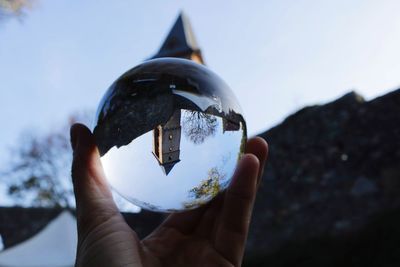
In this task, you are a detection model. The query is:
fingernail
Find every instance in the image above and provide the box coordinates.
[70,125,79,151]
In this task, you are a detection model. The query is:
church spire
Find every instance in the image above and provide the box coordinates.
[151,11,204,64]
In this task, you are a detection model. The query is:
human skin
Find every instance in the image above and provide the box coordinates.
[70,123,268,267]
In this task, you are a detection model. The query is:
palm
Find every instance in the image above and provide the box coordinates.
[142,196,240,266]
[70,124,268,267]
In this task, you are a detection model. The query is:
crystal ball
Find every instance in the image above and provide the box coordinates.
[93,58,246,212]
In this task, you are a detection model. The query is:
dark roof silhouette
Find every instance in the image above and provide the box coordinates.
[0,207,163,249]
[152,11,201,59]
[160,161,179,175]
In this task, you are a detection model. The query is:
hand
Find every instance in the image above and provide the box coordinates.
[70,123,268,267]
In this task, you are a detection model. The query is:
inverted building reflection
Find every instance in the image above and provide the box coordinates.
[152,109,182,175]
[151,108,241,175]
[93,59,245,176]
[95,104,241,176]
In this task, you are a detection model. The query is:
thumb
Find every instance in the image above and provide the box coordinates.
[70,123,119,238]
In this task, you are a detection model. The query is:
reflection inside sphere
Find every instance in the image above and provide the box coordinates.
[93,58,246,212]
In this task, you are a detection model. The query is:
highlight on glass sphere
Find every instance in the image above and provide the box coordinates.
[93,58,247,212]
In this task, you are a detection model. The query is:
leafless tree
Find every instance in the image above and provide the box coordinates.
[182,110,218,145]
[1,112,90,207]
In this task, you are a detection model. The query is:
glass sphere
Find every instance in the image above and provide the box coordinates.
[93,58,246,212]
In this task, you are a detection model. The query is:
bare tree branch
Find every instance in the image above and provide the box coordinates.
[0,111,91,207]
[182,110,218,145]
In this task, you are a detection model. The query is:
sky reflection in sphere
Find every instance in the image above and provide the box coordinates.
[93,58,246,212]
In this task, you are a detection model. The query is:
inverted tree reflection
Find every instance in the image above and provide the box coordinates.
[183,167,227,209]
[182,110,218,145]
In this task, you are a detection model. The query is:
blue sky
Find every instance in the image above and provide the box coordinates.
[1,0,400,204]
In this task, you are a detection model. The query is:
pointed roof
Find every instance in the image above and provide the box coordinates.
[160,160,180,175]
[152,11,201,59]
